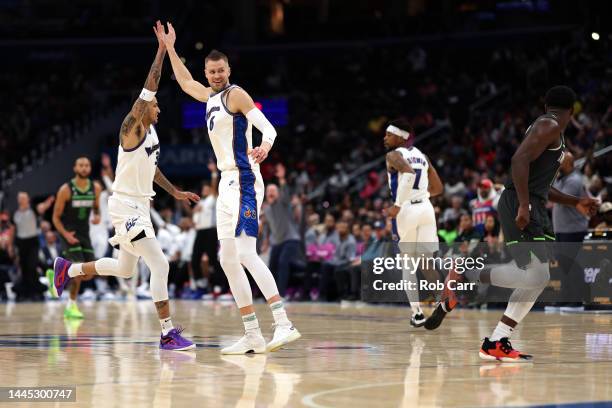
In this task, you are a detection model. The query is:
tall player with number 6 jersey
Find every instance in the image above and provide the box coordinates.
[160,22,300,354]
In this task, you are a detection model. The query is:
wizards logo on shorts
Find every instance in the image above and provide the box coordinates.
[243,208,257,220]
[126,217,139,232]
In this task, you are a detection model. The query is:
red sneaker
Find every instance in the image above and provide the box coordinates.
[441,267,462,311]
[479,337,533,362]
[423,268,461,331]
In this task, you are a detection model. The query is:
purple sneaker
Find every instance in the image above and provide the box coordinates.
[52,257,72,298]
[160,327,196,351]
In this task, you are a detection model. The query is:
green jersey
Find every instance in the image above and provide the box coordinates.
[61,178,95,237]
[506,113,565,201]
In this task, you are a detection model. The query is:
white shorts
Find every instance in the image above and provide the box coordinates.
[216,169,264,240]
[396,199,439,254]
[108,194,156,256]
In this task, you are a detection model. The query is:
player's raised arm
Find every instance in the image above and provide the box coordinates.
[226,87,277,164]
[161,22,211,102]
[120,20,166,148]
[510,118,559,229]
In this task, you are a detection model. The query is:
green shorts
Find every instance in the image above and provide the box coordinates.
[498,189,555,268]
[60,233,95,263]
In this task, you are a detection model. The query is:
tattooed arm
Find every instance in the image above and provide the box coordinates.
[154,168,200,203]
[386,151,414,173]
[120,21,167,150]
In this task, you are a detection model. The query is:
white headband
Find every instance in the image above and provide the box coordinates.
[386,125,410,140]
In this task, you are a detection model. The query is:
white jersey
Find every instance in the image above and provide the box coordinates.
[112,125,160,198]
[206,84,264,239]
[388,146,430,204]
[193,195,216,230]
[205,84,259,173]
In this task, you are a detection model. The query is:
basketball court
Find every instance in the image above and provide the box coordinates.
[1,301,610,407]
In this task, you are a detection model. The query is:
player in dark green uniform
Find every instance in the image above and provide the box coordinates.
[51,157,102,319]
[425,86,599,361]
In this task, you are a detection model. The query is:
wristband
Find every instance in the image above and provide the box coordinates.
[139,88,156,102]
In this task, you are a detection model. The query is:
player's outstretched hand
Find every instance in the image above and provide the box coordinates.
[91,214,101,225]
[174,190,200,203]
[153,20,165,49]
[249,146,269,164]
[160,21,177,48]
[576,197,599,217]
[515,204,530,230]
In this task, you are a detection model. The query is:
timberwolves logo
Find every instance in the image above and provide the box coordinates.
[243,208,257,220]
[125,217,139,232]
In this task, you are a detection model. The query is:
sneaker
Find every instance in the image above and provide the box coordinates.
[64,303,84,319]
[267,324,301,352]
[423,300,452,330]
[479,337,533,362]
[221,332,266,355]
[441,267,462,311]
[159,327,196,351]
[52,257,72,298]
[410,313,426,328]
[46,269,58,298]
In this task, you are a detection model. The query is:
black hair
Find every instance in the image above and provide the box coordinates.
[74,156,91,165]
[545,86,576,110]
[205,49,229,65]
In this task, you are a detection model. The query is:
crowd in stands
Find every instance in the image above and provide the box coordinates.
[1,23,611,304]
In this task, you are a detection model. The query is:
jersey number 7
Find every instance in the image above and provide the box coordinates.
[412,168,422,189]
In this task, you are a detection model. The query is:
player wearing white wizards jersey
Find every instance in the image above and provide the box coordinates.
[52,21,199,351]
[385,119,444,327]
[161,22,300,354]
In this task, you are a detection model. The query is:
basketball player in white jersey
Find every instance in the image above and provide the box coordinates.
[51,21,199,351]
[385,119,444,327]
[159,22,300,354]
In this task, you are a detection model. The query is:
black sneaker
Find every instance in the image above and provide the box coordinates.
[423,300,453,330]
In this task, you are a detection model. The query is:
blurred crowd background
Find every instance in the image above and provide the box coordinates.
[0,0,610,304]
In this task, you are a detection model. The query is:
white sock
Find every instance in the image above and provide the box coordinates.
[242,312,262,336]
[490,321,514,341]
[68,263,84,278]
[67,298,75,308]
[270,301,291,326]
[160,317,174,336]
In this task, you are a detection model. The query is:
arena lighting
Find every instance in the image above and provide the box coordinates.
[195,41,203,50]
[591,32,600,41]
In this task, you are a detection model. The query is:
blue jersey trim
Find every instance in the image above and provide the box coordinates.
[220,85,242,117]
[232,115,258,238]
[389,172,399,202]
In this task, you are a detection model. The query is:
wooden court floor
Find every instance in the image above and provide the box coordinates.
[0,301,610,408]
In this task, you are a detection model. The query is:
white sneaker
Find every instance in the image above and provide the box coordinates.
[221,332,266,355]
[410,312,426,328]
[267,323,301,352]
